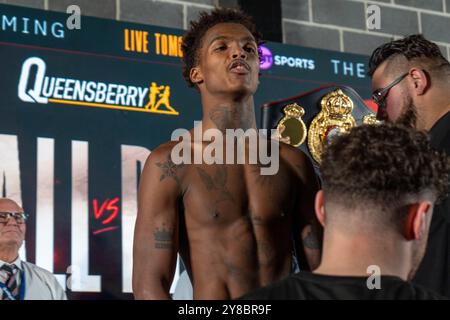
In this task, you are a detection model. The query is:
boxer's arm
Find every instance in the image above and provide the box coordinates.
[297,152,322,270]
[283,146,322,271]
[133,145,182,299]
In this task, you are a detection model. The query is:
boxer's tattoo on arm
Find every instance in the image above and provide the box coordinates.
[303,229,320,249]
[156,156,184,186]
[153,226,173,249]
[197,167,234,202]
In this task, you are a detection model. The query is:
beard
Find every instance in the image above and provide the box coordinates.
[395,95,418,129]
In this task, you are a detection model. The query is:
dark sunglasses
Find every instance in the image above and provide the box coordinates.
[0,212,29,224]
[372,72,409,108]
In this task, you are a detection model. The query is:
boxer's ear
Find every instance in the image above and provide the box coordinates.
[190,67,204,86]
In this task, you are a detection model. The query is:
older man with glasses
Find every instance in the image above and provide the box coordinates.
[0,198,66,300]
[368,34,450,297]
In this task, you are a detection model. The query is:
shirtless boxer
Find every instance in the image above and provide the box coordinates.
[132,8,321,299]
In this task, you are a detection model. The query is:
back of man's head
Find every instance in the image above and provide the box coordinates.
[320,124,449,235]
[368,34,450,80]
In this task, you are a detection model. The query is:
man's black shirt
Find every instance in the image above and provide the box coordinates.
[413,111,450,297]
[241,271,445,300]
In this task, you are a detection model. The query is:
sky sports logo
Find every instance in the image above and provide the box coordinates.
[259,45,315,71]
[17,57,179,115]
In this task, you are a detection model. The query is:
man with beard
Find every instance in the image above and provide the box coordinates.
[242,124,450,300]
[132,8,321,300]
[368,34,450,296]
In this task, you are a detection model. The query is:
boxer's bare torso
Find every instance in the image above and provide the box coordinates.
[133,136,319,299]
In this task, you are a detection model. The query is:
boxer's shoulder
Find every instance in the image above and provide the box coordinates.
[150,140,180,157]
[143,140,186,169]
[277,143,318,189]
[140,140,187,191]
[279,143,310,169]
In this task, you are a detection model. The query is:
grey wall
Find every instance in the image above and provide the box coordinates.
[3,0,450,59]
[282,0,450,59]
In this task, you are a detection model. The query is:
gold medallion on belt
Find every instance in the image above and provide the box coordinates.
[276,103,307,147]
[308,89,356,164]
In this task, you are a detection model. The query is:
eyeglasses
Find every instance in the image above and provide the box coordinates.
[0,212,29,224]
[372,72,409,109]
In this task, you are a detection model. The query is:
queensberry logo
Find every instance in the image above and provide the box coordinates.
[17,57,179,115]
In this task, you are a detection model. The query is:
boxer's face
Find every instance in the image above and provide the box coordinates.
[191,22,260,98]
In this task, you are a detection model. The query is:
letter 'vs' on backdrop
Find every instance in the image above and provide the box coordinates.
[0,4,373,299]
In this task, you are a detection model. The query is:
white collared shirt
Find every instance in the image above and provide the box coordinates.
[0,258,67,300]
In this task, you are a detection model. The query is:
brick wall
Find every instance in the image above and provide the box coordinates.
[0,0,216,29]
[3,0,450,58]
[282,0,450,59]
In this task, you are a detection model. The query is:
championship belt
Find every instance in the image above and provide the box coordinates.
[261,85,378,172]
